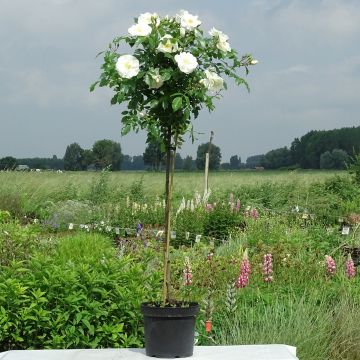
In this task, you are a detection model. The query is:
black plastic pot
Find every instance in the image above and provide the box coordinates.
[141,302,199,358]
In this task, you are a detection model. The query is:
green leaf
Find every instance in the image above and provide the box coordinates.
[121,124,131,136]
[172,97,183,112]
[89,81,99,92]
[110,95,118,105]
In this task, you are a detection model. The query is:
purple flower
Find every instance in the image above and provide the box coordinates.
[136,222,143,235]
[325,255,336,276]
[251,208,259,220]
[236,253,251,289]
[345,255,356,279]
[263,253,273,283]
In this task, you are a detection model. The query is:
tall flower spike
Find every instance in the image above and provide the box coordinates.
[263,253,273,283]
[325,255,336,276]
[345,255,356,279]
[236,250,251,288]
[251,208,259,220]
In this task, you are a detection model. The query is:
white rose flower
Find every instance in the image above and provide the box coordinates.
[157,35,179,53]
[138,12,159,25]
[116,55,140,79]
[251,59,259,65]
[174,52,198,74]
[217,40,231,52]
[128,22,152,36]
[209,27,229,41]
[200,70,224,92]
[179,10,201,30]
[209,27,231,52]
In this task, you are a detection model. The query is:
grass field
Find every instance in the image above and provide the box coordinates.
[0,169,344,196]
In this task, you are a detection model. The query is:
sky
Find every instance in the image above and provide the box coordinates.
[1,0,359,162]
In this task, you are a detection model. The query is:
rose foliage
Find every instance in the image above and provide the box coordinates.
[91,10,257,146]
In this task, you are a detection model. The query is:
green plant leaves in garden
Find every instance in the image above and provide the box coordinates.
[172,97,183,112]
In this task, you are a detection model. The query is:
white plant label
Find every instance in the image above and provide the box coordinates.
[342,226,350,235]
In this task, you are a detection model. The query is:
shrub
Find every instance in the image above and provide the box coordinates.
[203,204,243,244]
[0,233,162,350]
[42,200,95,229]
[0,222,45,266]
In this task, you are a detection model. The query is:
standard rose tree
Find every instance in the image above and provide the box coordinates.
[91,10,256,304]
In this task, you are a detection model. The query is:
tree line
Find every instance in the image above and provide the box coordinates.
[1,126,358,171]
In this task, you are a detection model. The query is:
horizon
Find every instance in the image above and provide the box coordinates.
[1,1,360,160]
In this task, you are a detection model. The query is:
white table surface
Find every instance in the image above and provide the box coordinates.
[0,345,298,360]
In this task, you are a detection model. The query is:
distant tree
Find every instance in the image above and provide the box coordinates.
[229,155,240,170]
[261,147,293,169]
[246,154,264,168]
[320,149,349,170]
[196,142,222,170]
[331,149,349,170]
[64,143,84,171]
[320,151,334,169]
[143,140,164,171]
[0,156,17,170]
[175,153,183,170]
[183,155,193,171]
[221,162,231,170]
[92,139,123,170]
[290,126,360,169]
[16,157,64,170]
[132,155,145,170]
[82,149,95,169]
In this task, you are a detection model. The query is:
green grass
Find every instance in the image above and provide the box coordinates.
[0,169,345,196]
[0,170,347,216]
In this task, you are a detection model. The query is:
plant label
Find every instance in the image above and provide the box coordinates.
[115,227,120,235]
[342,226,350,235]
[185,232,190,240]
[171,231,176,239]
[68,223,74,230]
[195,235,202,243]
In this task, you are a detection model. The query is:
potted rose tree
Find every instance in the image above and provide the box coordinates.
[91,10,256,357]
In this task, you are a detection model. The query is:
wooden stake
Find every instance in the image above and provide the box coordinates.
[204,131,214,196]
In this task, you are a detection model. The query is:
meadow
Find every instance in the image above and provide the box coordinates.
[0,169,360,359]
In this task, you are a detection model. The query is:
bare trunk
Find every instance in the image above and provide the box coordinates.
[162,128,174,305]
